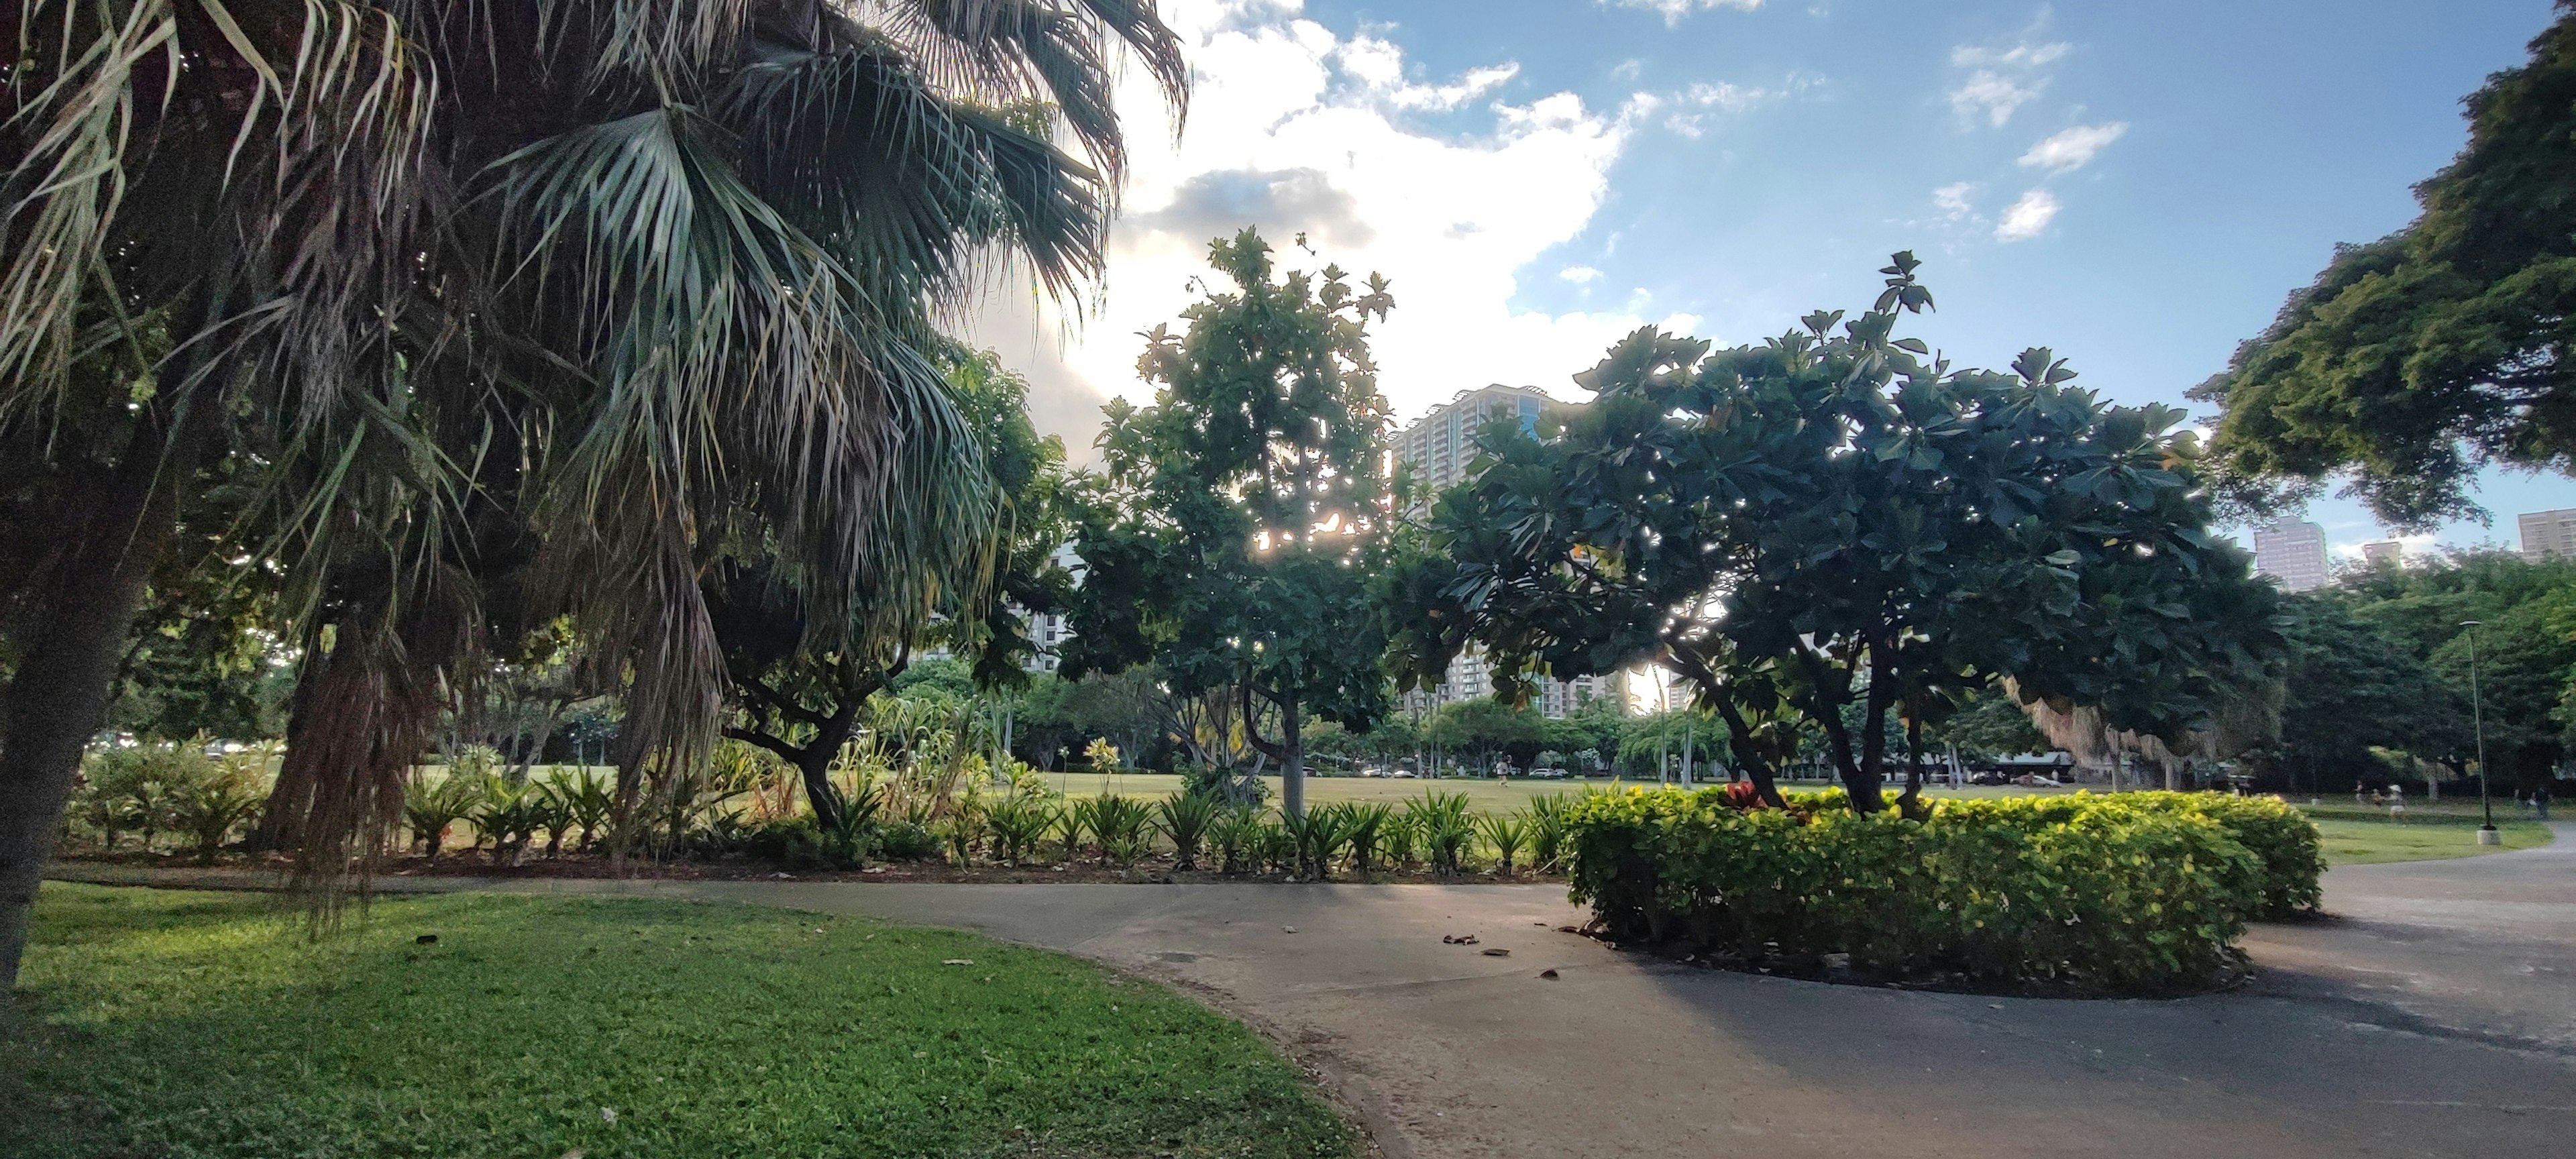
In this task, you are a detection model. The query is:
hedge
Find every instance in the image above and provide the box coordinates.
[1560,789,2317,993]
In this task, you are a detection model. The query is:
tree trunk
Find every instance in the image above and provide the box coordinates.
[1281,694,1305,819]
[0,393,209,990]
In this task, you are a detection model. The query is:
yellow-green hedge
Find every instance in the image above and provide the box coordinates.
[1561,789,2315,992]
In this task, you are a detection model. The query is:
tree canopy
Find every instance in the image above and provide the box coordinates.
[2190,4,2576,528]
[1061,229,1399,815]
[1394,254,2282,811]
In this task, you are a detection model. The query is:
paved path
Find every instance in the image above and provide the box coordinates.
[48,828,2576,1158]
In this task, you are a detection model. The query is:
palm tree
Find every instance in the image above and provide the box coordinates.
[0,0,1186,987]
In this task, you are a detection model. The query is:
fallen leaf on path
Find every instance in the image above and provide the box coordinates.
[1481,948,1510,957]
[943,958,973,966]
[1540,969,1559,979]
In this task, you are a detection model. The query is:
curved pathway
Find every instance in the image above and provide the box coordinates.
[47,826,2576,1158]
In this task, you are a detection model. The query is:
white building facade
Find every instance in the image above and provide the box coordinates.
[2251,518,2330,592]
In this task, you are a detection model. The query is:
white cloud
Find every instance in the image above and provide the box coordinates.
[961,3,1684,457]
[1339,38,1521,111]
[1994,188,2060,241]
[1932,181,1976,221]
[1560,265,1604,284]
[1601,0,1764,27]
[1949,70,2041,127]
[1945,33,2069,128]
[2019,122,2127,172]
[1950,41,2070,69]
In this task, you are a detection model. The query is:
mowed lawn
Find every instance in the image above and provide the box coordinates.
[3,884,1353,1159]
[2288,801,2558,865]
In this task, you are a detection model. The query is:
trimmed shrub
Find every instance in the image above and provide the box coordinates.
[1562,788,2269,993]
[2123,791,2324,918]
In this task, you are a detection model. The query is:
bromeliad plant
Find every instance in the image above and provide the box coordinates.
[1157,792,1220,871]
[1406,792,1475,876]
[984,793,1057,867]
[1081,794,1156,867]
[402,773,483,862]
[1211,806,1266,876]
[1478,812,1531,877]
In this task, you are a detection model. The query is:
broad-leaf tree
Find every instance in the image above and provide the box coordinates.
[1395,254,2283,812]
[1062,229,1399,817]
[0,0,1183,986]
[2190,5,2576,527]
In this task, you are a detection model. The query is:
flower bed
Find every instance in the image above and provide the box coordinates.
[1560,789,2316,993]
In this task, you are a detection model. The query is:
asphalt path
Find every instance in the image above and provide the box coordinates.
[46,826,2576,1158]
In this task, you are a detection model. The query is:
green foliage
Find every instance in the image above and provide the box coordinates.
[2190,9,2576,527]
[1395,254,2280,812]
[472,778,547,867]
[400,774,483,862]
[1527,794,1574,873]
[2253,594,2469,791]
[1157,792,1220,871]
[2332,550,2576,786]
[1344,802,1395,876]
[984,792,1058,866]
[1211,806,1268,876]
[1405,792,1476,876]
[876,820,942,863]
[2125,792,2325,918]
[1077,794,1157,867]
[1063,229,1402,816]
[167,751,270,865]
[1560,788,2278,992]
[11,886,1353,1158]
[1478,812,1532,875]
[72,741,221,853]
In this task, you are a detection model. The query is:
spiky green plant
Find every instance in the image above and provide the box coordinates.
[1054,798,1095,865]
[984,793,1056,867]
[401,773,483,862]
[1156,792,1220,871]
[1479,812,1532,877]
[1407,792,1475,876]
[1345,802,1394,877]
[546,769,617,854]
[1081,794,1155,867]
[1210,806,1265,876]
[1527,794,1572,873]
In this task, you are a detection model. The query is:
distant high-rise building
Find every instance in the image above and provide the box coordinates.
[2361,541,2404,567]
[2251,518,2330,592]
[1393,385,1610,716]
[1393,384,1553,495]
[2519,508,2576,563]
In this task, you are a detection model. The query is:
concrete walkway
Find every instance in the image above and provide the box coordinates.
[47,827,2576,1158]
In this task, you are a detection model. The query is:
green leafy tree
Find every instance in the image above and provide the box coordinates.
[1394,254,2282,812]
[2191,6,2576,527]
[2249,594,2470,792]
[1063,229,1399,817]
[2328,550,2576,788]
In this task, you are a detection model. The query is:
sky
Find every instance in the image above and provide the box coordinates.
[960,0,2576,557]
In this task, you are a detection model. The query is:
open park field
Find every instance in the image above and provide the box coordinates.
[3,885,1352,1159]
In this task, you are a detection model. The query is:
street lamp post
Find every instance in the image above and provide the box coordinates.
[2462,620,2500,845]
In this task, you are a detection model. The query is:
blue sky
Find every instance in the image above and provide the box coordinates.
[965,0,2575,556]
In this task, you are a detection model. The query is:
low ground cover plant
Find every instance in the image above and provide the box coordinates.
[1560,787,2314,993]
[7,884,1353,1158]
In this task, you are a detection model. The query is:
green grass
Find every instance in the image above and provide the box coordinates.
[2289,804,2557,865]
[5,884,1354,1159]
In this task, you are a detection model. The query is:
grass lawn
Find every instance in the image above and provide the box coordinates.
[3,883,1353,1159]
[2286,802,2558,865]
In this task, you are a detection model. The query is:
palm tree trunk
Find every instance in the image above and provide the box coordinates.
[0,393,210,989]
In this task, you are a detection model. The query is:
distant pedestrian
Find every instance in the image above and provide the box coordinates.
[2387,784,2406,823]
[2538,785,2553,822]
